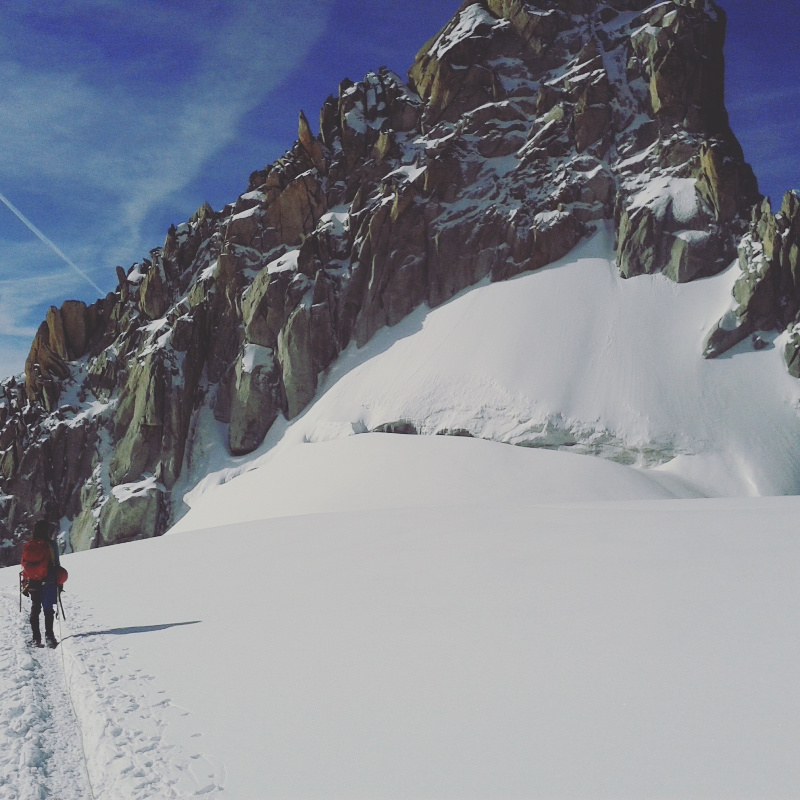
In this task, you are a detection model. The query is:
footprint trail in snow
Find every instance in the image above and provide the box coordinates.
[0,588,224,799]
[0,588,90,800]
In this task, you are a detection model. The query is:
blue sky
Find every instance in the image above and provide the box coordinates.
[0,0,797,378]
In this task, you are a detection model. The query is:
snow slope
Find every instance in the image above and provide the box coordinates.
[173,224,800,534]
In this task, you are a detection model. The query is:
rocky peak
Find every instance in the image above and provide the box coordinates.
[0,0,781,564]
[705,190,800,360]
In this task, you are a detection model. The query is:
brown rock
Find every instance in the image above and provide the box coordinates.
[298,110,328,174]
[428,212,504,307]
[24,311,72,407]
[696,142,759,224]
[60,300,92,357]
[487,0,568,56]
[353,197,429,346]
[226,207,263,248]
[140,261,169,320]
[574,101,611,153]
[409,4,511,125]
[48,418,98,512]
[263,173,327,247]
[495,209,583,280]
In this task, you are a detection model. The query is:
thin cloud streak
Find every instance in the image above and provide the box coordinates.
[0,189,104,294]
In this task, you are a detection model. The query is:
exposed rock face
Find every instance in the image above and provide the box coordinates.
[616,10,758,280]
[705,191,800,359]
[0,0,776,564]
[229,344,284,454]
[278,301,318,419]
[24,301,101,409]
[97,481,165,546]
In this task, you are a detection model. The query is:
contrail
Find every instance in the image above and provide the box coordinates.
[0,189,105,295]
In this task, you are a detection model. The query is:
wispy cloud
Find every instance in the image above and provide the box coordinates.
[0,2,327,219]
[0,1,330,376]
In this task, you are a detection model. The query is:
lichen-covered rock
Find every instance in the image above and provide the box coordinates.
[98,480,165,545]
[785,326,800,378]
[109,333,203,491]
[229,344,284,455]
[663,229,727,283]
[278,301,316,419]
[706,191,800,359]
[242,261,294,349]
[616,171,738,282]
[109,354,167,486]
[69,476,103,552]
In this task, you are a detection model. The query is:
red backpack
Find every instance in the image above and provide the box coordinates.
[21,540,51,582]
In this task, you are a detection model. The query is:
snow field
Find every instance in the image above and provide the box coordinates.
[5,477,800,798]
[57,600,225,799]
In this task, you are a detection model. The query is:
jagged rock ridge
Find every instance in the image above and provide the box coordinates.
[1,0,794,563]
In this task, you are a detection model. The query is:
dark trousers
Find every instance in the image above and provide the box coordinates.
[29,583,56,643]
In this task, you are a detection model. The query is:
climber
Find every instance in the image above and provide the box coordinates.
[20,519,62,648]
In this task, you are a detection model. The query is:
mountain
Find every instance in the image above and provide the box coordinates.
[2,0,800,564]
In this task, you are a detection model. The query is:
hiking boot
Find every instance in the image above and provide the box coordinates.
[45,635,58,649]
[29,638,43,648]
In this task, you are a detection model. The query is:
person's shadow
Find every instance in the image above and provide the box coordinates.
[61,620,201,641]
